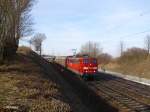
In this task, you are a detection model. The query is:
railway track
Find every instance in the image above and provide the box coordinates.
[96,73,150,99]
[53,63,119,112]
[53,61,150,112]
[87,73,150,112]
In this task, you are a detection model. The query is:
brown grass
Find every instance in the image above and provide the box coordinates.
[0,47,71,112]
[106,56,150,79]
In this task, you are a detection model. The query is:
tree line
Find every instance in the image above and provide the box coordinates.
[78,41,112,65]
[0,0,34,63]
[79,35,150,65]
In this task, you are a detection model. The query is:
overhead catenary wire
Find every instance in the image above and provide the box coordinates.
[140,10,150,16]
[103,10,150,35]
[119,29,150,39]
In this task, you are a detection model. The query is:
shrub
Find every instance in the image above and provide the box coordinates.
[118,47,147,65]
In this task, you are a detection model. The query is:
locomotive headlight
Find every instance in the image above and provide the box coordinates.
[83,67,88,69]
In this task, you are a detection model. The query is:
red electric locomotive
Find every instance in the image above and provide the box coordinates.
[65,56,98,79]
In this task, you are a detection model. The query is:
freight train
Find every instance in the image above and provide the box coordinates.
[55,55,98,79]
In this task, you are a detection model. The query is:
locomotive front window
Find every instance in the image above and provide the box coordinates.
[83,59,89,64]
[92,59,97,64]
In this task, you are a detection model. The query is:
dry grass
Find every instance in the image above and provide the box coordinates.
[106,56,150,79]
[0,47,71,112]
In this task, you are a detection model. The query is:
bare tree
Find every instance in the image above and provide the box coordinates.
[145,35,150,55]
[31,33,46,55]
[80,41,102,58]
[0,0,34,62]
[97,53,112,65]
[118,47,147,64]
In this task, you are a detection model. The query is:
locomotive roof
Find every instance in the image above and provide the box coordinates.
[66,56,96,59]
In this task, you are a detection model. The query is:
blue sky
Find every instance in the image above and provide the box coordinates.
[21,0,150,57]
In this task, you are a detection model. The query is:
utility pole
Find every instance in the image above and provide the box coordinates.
[120,41,125,56]
[29,40,32,48]
[72,49,77,56]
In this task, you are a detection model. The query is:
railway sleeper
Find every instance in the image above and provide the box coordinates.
[90,82,150,112]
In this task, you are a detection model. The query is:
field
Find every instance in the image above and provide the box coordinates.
[105,56,150,79]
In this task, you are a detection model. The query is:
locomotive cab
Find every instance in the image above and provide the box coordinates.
[81,58,98,78]
[65,56,98,80]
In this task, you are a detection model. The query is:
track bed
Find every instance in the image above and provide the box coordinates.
[86,72,150,112]
[52,63,119,112]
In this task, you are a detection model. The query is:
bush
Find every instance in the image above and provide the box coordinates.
[118,47,147,65]
[97,53,112,65]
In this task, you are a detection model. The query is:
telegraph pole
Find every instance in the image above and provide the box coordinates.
[72,49,77,56]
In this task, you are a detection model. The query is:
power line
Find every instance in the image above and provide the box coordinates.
[119,29,150,39]
[103,10,150,34]
[140,10,150,16]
